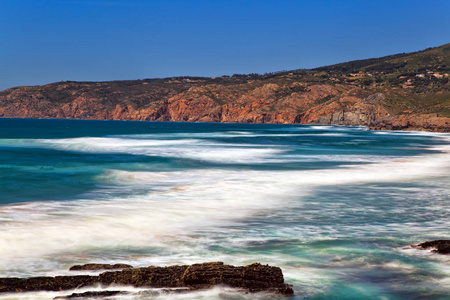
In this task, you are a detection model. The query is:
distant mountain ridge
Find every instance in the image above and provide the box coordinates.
[1,43,449,131]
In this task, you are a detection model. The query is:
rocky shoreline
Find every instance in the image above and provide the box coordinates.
[1,43,449,132]
[0,81,449,133]
[0,262,294,298]
[0,240,448,298]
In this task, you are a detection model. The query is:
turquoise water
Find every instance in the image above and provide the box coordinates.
[0,118,449,299]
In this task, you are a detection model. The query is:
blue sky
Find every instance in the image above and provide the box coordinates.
[1,0,449,90]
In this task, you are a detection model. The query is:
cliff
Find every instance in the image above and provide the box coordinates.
[1,44,449,131]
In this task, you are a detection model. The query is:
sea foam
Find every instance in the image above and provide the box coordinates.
[1,142,449,276]
[1,124,449,299]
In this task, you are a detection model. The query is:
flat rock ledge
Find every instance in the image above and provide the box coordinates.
[414,240,450,254]
[69,263,133,271]
[0,262,293,297]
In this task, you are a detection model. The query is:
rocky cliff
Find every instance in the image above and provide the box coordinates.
[1,44,450,131]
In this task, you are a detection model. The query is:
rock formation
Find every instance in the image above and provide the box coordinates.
[415,240,450,254]
[55,291,128,299]
[69,263,133,271]
[0,262,294,296]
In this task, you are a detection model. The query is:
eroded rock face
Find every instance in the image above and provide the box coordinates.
[416,240,450,254]
[369,114,450,132]
[298,94,388,126]
[0,80,448,132]
[0,262,294,295]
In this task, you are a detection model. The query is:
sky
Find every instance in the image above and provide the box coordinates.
[1,0,449,91]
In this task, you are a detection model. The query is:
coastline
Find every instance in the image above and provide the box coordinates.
[1,116,449,133]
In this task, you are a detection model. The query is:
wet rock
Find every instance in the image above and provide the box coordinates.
[97,264,187,288]
[416,240,450,254]
[0,276,97,293]
[54,290,128,299]
[69,263,133,271]
[0,262,294,295]
[181,262,289,293]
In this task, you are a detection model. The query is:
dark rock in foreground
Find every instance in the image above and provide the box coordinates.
[69,263,133,271]
[0,262,293,296]
[416,240,450,254]
[54,290,128,299]
[0,276,97,293]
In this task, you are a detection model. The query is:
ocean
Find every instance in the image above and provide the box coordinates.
[0,118,449,299]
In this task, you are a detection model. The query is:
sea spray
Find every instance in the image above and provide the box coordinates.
[0,119,449,299]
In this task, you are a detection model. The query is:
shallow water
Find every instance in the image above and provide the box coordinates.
[0,119,449,299]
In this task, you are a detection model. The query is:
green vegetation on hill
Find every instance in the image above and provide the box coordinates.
[0,43,449,122]
[308,44,450,115]
[314,44,450,74]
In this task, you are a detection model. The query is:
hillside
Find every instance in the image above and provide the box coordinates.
[0,44,449,131]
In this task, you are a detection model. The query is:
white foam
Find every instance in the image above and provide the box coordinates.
[5,137,286,164]
[1,142,449,275]
[0,136,413,166]
[1,130,449,293]
[0,168,306,275]
[0,286,275,300]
